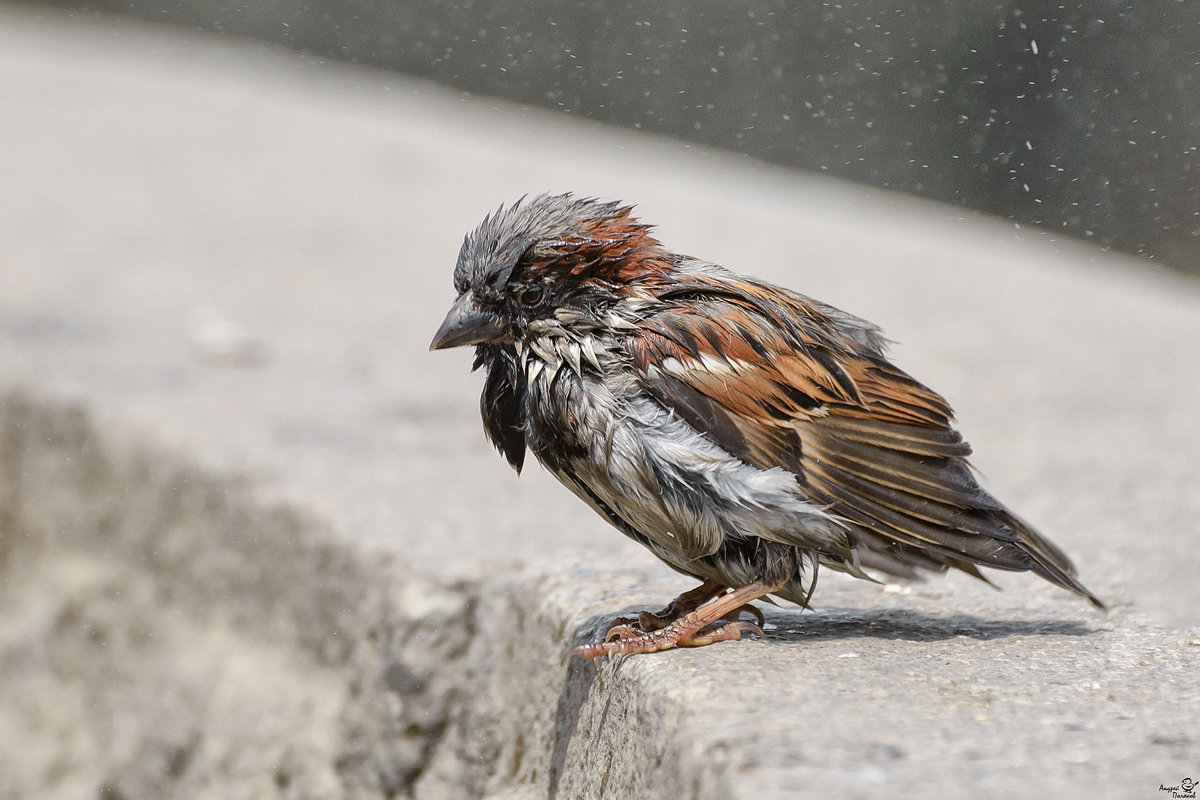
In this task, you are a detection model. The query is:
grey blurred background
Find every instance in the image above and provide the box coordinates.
[38,0,1200,273]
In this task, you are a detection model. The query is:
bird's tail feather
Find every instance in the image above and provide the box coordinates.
[1007,512,1106,610]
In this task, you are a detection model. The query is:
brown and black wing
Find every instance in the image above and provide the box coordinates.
[625,268,1103,607]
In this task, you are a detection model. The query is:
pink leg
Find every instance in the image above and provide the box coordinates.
[603,580,726,637]
[568,578,783,661]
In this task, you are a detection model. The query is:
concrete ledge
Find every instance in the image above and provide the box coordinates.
[0,390,476,796]
[3,8,1199,799]
[3,390,1198,799]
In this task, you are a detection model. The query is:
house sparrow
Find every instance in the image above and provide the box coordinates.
[431,194,1104,661]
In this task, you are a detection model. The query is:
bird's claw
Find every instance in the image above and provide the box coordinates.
[568,580,775,663]
[604,623,639,643]
[604,600,763,638]
[568,609,766,662]
[724,602,766,629]
[678,619,764,647]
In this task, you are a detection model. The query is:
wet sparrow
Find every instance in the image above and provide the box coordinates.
[431,194,1103,660]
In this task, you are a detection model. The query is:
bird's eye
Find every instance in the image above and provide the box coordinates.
[515,284,544,307]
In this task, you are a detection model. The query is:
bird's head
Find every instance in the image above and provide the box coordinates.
[429,194,667,352]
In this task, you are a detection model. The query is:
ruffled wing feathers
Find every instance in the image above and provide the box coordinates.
[625,266,1103,607]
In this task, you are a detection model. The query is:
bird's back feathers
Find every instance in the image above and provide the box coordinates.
[624,260,1104,607]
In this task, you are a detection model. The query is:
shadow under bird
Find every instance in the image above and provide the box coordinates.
[430,193,1104,661]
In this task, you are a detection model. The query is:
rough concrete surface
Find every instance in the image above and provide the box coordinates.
[1,7,1197,799]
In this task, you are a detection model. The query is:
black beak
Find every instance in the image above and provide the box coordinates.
[429,291,506,350]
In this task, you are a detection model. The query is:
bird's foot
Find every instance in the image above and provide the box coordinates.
[603,601,764,638]
[601,580,763,639]
[678,620,764,647]
[569,613,764,661]
[568,579,781,662]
